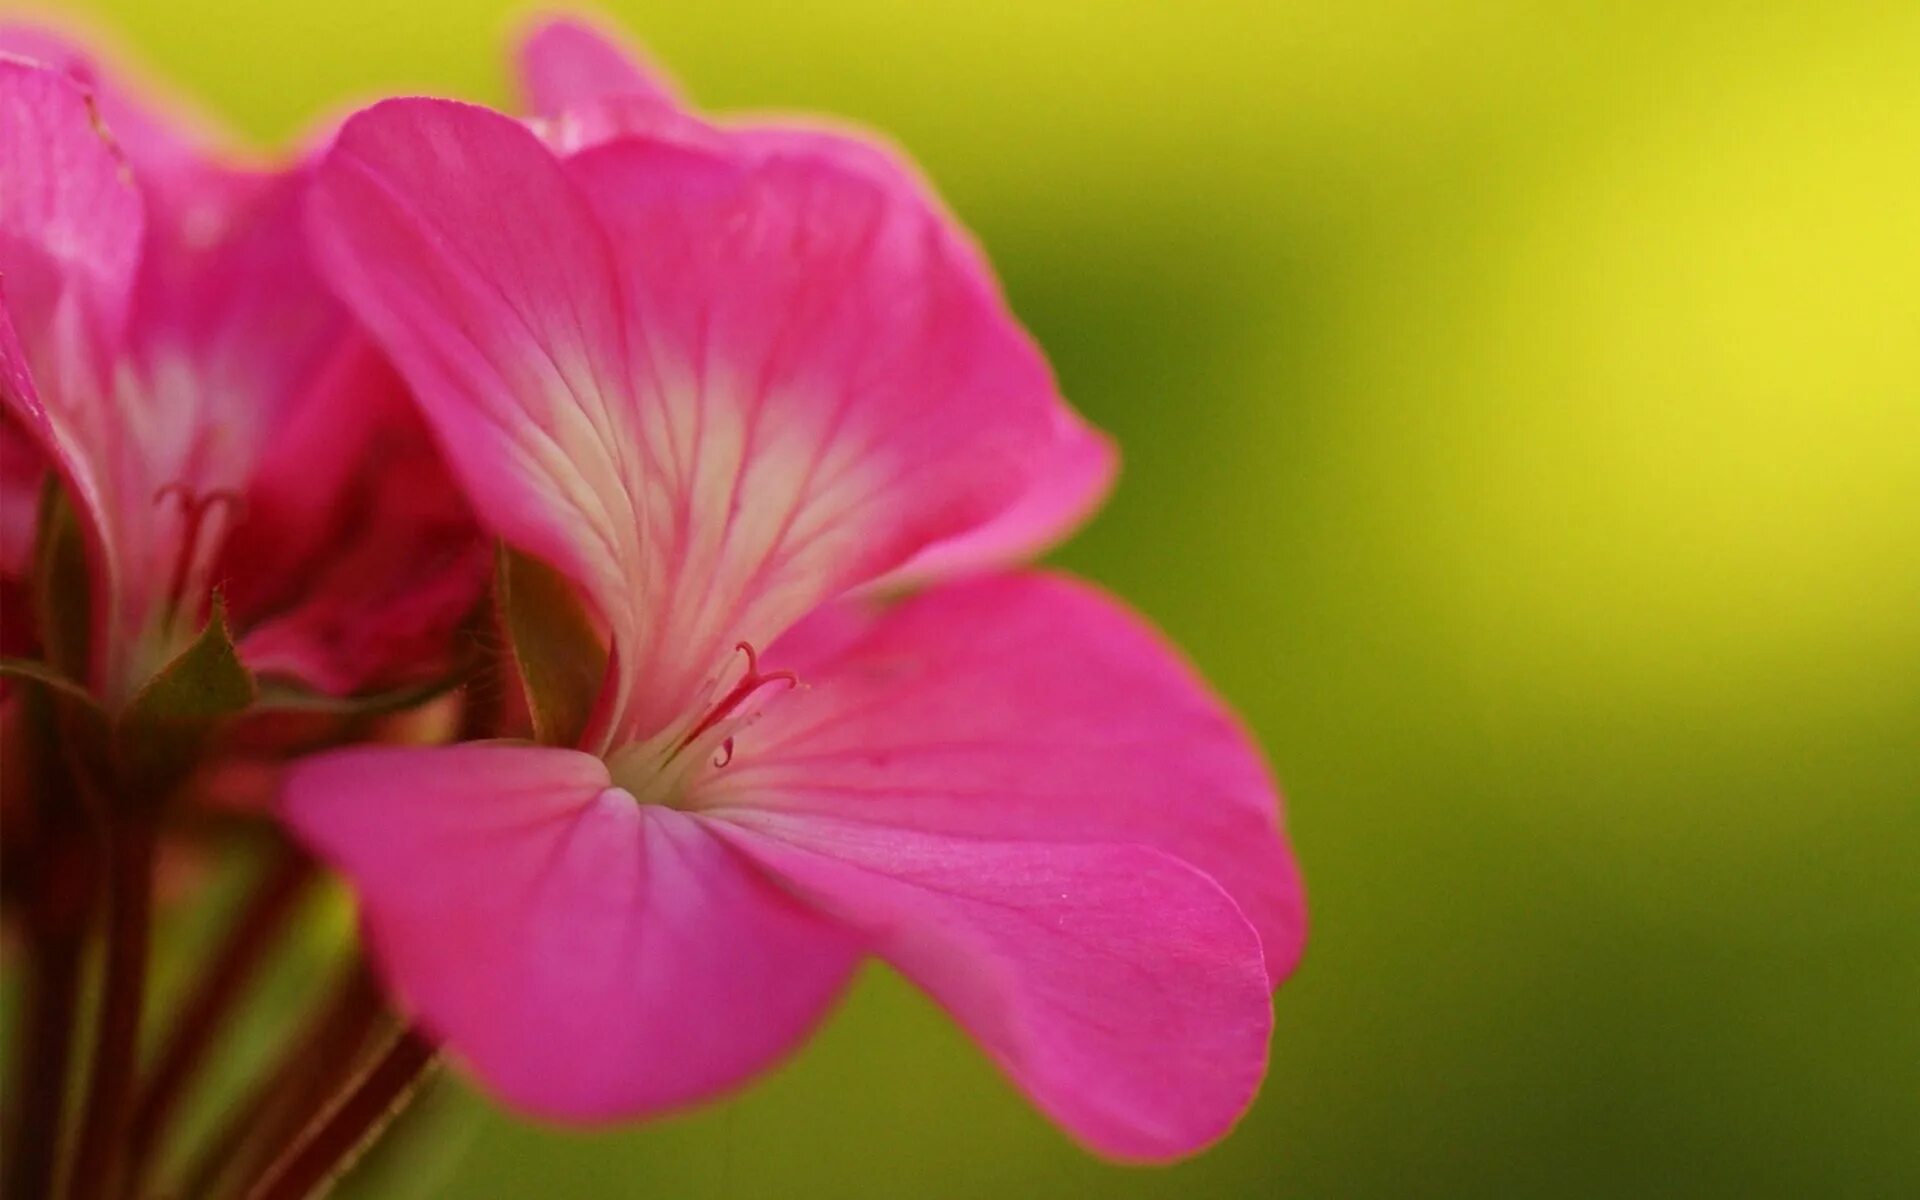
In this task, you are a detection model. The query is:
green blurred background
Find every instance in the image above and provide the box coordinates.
[42,0,1920,1194]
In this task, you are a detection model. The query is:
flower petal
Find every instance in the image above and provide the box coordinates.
[514,15,680,115]
[563,136,1063,738]
[305,99,645,648]
[0,26,339,448]
[0,23,227,187]
[0,56,143,683]
[725,125,1118,587]
[0,402,41,577]
[5,43,357,696]
[230,345,486,694]
[714,812,1272,1160]
[509,23,1119,585]
[0,55,143,349]
[875,414,1114,588]
[126,164,346,452]
[696,571,1306,984]
[312,97,1074,747]
[282,743,861,1120]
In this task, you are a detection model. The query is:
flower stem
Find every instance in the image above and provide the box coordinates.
[65,816,156,1200]
[124,842,314,1186]
[3,687,99,1198]
[243,1025,439,1200]
[3,923,86,1199]
[173,957,382,1199]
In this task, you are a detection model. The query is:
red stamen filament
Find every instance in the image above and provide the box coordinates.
[678,642,796,758]
[153,484,243,614]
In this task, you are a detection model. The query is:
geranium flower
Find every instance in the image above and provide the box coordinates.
[284,19,1305,1160]
[0,32,483,707]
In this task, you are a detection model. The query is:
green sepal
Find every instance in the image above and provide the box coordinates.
[495,543,607,748]
[116,594,255,794]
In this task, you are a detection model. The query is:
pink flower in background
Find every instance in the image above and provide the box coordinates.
[0,32,483,703]
[284,18,1304,1161]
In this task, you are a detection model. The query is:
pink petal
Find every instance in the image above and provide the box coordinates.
[0,27,338,441]
[305,99,644,642]
[514,15,681,115]
[311,99,1071,747]
[99,164,349,692]
[0,56,143,685]
[231,346,487,694]
[563,136,1062,738]
[0,55,143,348]
[509,17,714,157]
[281,743,861,1120]
[876,415,1114,588]
[714,812,1272,1160]
[695,571,1306,984]
[723,124,1118,587]
[508,23,1120,584]
[0,23,229,187]
[125,165,346,451]
[5,42,352,695]
[220,341,398,617]
[0,404,40,577]
[2,304,46,580]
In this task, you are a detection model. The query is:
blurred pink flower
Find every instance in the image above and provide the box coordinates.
[284,18,1304,1160]
[0,32,483,703]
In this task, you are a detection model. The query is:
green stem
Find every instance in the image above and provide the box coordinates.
[124,843,314,1187]
[243,1026,439,1200]
[172,957,381,1199]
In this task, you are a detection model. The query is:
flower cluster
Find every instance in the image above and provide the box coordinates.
[1,14,1304,1196]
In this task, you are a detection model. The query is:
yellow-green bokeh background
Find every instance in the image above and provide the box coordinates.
[40,0,1920,1193]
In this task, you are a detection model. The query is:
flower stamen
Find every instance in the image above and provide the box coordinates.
[153,484,245,614]
[677,642,796,755]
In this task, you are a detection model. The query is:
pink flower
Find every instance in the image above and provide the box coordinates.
[283,19,1305,1160]
[0,32,483,703]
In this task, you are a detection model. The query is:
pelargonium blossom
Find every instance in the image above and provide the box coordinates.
[0,32,482,708]
[284,18,1305,1160]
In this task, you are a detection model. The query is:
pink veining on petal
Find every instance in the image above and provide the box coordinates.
[563,135,1061,738]
[511,21,1119,587]
[309,99,1071,745]
[305,98,641,641]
